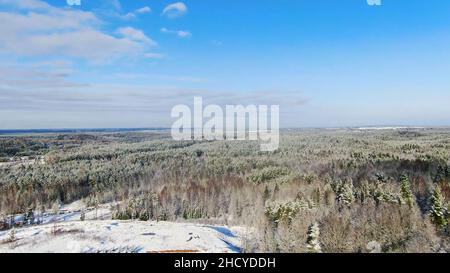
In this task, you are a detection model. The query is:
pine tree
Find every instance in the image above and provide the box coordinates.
[274,184,280,196]
[80,209,85,221]
[400,175,414,208]
[306,222,322,253]
[430,185,448,228]
[93,195,99,220]
[28,208,35,225]
[51,201,60,234]
[263,186,270,202]
[139,210,149,221]
[52,201,60,220]
[336,180,354,206]
[39,204,46,225]
[8,227,16,243]
[0,214,7,230]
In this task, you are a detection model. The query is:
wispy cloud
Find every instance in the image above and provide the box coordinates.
[0,0,52,10]
[0,58,307,128]
[136,6,151,14]
[0,62,86,91]
[144,53,165,59]
[161,27,191,38]
[117,27,157,46]
[122,6,152,20]
[0,0,157,63]
[210,40,223,46]
[106,0,122,11]
[162,2,187,18]
[0,79,307,128]
[114,73,207,83]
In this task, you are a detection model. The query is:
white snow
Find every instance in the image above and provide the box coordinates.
[356,126,424,130]
[7,202,113,226]
[0,201,246,253]
[0,156,45,169]
[0,220,244,253]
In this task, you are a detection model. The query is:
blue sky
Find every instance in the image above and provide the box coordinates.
[1,0,450,128]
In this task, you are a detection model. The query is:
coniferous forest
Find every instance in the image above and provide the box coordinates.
[1,129,449,252]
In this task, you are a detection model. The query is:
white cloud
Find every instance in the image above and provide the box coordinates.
[177,31,191,38]
[162,2,187,18]
[0,1,157,63]
[0,77,307,128]
[121,6,151,20]
[0,10,99,32]
[210,40,223,46]
[107,0,122,11]
[161,27,191,38]
[24,30,144,61]
[367,0,382,6]
[117,27,157,46]
[0,0,52,10]
[144,53,165,59]
[136,6,151,14]
[122,12,136,20]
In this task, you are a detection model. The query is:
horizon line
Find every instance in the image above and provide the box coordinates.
[1,125,450,134]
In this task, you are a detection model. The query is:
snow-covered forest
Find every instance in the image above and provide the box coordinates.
[1,129,450,252]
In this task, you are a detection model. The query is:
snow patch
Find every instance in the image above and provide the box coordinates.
[0,220,244,253]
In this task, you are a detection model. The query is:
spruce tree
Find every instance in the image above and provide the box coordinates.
[8,228,16,243]
[430,185,448,228]
[336,180,354,206]
[306,222,322,253]
[400,175,414,208]
[80,209,85,221]
[263,186,270,202]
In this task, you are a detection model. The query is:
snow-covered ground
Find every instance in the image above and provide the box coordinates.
[0,201,247,253]
[6,200,113,226]
[356,126,425,130]
[0,156,45,169]
[0,220,244,253]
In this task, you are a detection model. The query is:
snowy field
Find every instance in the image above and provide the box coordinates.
[0,201,246,253]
